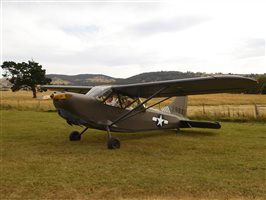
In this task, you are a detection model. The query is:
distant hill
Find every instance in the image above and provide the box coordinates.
[47,71,210,86]
[2,71,207,89]
[116,71,208,84]
[46,74,122,86]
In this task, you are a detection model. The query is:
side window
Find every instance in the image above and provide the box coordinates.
[105,95,119,107]
[97,92,146,110]
[121,96,144,109]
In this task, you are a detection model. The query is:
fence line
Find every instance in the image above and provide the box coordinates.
[188,104,266,119]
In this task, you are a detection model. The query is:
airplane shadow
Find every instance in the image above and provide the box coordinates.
[179,129,218,137]
[109,129,218,141]
[53,129,218,148]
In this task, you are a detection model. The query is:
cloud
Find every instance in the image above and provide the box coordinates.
[62,25,100,34]
[131,16,209,35]
[235,39,265,59]
[2,1,266,78]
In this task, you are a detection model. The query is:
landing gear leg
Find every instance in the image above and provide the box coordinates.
[69,127,89,141]
[80,127,89,136]
[106,126,120,149]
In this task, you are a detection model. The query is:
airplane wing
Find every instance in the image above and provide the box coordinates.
[41,75,258,97]
[40,85,93,94]
[111,75,258,98]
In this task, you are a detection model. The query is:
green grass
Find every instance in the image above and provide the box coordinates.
[1,110,266,199]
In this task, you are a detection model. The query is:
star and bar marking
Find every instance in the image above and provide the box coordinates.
[152,115,168,127]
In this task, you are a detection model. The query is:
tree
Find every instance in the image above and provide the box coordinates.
[257,74,266,94]
[1,60,52,98]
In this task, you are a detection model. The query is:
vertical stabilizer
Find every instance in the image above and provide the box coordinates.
[161,96,188,117]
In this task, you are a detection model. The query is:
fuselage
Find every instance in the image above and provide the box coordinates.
[52,92,184,132]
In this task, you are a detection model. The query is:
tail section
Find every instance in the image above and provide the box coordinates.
[161,96,188,117]
[161,96,221,129]
[179,120,221,129]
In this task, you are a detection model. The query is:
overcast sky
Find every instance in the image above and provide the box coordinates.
[1,0,265,78]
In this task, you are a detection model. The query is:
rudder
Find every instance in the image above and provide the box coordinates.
[161,96,188,117]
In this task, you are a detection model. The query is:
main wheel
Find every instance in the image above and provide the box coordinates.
[69,131,81,141]
[107,137,120,149]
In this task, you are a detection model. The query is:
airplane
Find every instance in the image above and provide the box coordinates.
[41,75,258,149]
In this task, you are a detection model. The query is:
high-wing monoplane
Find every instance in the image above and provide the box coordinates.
[41,75,258,149]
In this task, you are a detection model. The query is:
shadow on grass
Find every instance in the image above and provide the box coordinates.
[180,129,218,137]
[46,129,218,152]
[114,130,174,141]
[97,128,218,142]
[51,129,218,148]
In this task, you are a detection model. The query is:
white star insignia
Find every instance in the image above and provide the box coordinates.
[152,115,168,127]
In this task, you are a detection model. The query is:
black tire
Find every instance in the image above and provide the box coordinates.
[69,131,81,141]
[107,137,120,149]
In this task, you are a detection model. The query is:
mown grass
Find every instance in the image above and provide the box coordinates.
[1,110,265,199]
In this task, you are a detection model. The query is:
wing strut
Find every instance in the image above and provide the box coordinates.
[109,86,169,127]
[145,96,172,110]
[115,96,173,124]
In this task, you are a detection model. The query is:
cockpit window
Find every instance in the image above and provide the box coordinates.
[86,86,112,98]
[104,94,144,109]
[105,95,119,107]
[87,86,145,109]
[120,96,139,109]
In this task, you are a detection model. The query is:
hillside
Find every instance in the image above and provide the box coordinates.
[46,71,212,86]
[46,74,121,86]
[116,71,208,84]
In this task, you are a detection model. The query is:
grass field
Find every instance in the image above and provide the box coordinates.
[1,110,265,199]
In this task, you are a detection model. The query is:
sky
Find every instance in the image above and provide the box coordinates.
[1,0,266,78]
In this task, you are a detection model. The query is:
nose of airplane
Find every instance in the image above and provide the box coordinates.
[51,93,73,101]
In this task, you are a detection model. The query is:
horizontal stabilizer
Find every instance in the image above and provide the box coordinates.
[179,120,221,129]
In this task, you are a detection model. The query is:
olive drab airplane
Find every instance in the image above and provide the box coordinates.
[41,75,258,149]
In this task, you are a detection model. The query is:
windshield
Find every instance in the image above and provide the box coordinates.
[86,86,112,98]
